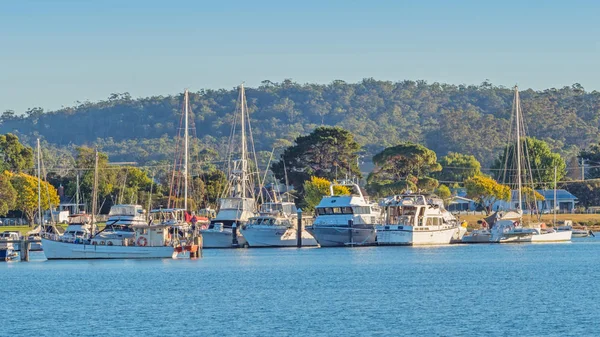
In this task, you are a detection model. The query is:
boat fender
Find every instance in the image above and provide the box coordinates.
[137,237,148,247]
[92,241,97,245]
[100,241,105,245]
[107,241,113,246]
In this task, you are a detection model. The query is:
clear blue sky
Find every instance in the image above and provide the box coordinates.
[1,0,598,113]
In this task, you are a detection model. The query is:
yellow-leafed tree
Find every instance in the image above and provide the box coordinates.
[465,175,510,215]
[8,172,60,225]
[302,176,351,211]
[0,172,16,216]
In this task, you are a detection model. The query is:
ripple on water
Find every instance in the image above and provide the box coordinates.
[1,239,600,336]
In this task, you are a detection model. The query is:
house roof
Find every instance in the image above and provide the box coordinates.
[511,189,577,200]
[450,196,473,203]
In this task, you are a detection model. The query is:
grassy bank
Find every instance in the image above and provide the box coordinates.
[458,213,600,230]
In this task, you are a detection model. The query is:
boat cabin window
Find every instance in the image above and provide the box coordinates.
[352,206,371,214]
[425,217,442,226]
[317,207,355,215]
[397,215,414,226]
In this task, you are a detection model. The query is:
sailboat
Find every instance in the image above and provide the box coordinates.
[490,86,571,243]
[200,84,258,248]
[42,90,199,259]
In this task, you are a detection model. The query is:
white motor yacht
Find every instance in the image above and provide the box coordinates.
[377,194,463,246]
[240,202,317,247]
[0,231,20,261]
[306,182,381,247]
[201,197,253,248]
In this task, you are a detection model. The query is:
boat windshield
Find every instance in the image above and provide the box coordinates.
[397,215,414,226]
[251,217,279,225]
[261,203,297,214]
[109,205,143,216]
[69,215,91,224]
[220,198,254,210]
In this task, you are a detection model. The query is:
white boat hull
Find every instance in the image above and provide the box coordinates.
[530,230,572,243]
[200,229,247,248]
[41,238,176,259]
[462,229,492,243]
[495,229,572,243]
[240,227,317,247]
[377,225,459,245]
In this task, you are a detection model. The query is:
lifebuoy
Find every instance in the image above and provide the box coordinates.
[137,237,148,247]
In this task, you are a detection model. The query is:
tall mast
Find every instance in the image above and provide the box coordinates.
[553,165,557,225]
[37,139,42,226]
[514,86,523,211]
[76,171,80,213]
[91,149,99,235]
[184,89,189,211]
[240,83,247,198]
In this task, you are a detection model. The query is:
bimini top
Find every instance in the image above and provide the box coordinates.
[109,204,145,216]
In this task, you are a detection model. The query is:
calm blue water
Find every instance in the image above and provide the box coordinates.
[1,239,600,336]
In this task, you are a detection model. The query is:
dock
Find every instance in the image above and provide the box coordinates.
[1,239,41,261]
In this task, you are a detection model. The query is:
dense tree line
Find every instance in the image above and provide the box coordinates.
[1,79,598,168]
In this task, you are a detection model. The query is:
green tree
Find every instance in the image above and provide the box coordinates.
[271,126,361,191]
[580,143,600,179]
[0,172,17,216]
[435,152,481,183]
[564,181,600,208]
[68,147,117,211]
[0,133,34,173]
[367,142,442,196]
[200,169,228,207]
[464,175,510,215]
[301,176,351,211]
[435,184,452,206]
[492,137,566,188]
[9,172,60,224]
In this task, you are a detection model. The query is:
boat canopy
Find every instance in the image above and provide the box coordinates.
[109,205,144,216]
[219,198,254,211]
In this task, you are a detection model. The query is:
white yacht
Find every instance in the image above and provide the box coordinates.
[461,211,518,244]
[0,231,20,261]
[377,194,464,245]
[306,182,381,247]
[240,202,318,247]
[201,197,254,248]
[41,210,190,259]
[201,84,258,248]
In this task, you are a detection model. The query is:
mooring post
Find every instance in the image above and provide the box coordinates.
[232,223,238,247]
[297,208,303,248]
[20,239,29,262]
[348,219,354,247]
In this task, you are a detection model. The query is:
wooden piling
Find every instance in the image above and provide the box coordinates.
[20,239,30,262]
[297,208,303,248]
[194,236,203,258]
[231,223,239,247]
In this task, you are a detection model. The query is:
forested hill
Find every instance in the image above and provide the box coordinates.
[1,79,598,167]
